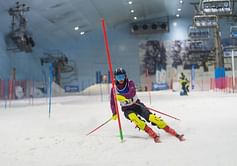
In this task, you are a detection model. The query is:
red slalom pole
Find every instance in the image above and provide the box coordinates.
[86,117,112,136]
[101,18,124,141]
[146,106,180,121]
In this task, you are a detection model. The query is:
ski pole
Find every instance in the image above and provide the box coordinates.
[86,117,112,136]
[147,106,180,121]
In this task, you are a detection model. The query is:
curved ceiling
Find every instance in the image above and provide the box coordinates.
[0,0,200,38]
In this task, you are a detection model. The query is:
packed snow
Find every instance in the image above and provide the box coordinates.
[0,90,237,166]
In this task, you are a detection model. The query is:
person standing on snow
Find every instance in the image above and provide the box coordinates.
[110,67,185,143]
[179,72,189,95]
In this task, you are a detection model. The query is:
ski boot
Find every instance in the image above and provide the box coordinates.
[164,126,185,141]
[144,125,161,143]
[154,136,161,143]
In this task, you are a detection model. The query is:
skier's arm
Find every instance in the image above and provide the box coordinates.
[110,88,116,115]
[121,80,136,99]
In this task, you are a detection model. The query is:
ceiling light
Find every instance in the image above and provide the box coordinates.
[74,26,79,31]
[176,14,180,17]
[130,9,134,13]
[179,0,183,4]
[80,31,85,35]
[177,8,182,11]
[133,16,137,20]
[128,1,133,5]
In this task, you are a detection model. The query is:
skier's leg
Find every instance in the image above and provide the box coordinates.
[148,114,185,141]
[135,103,176,134]
[148,114,167,129]
[133,103,165,141]
[163,125,185,141]
[127,112,160,143]
[186,85,189,92]
[127,112,146,130]
[163,125,177,136]
[181,84,187,95]
[149,113,177,134]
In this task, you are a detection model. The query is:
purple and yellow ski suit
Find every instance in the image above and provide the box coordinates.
[110,79,168,131]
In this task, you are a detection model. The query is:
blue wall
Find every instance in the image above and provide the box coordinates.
[0,16,232,89]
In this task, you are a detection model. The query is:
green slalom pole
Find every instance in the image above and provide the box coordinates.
[101,18,124,142]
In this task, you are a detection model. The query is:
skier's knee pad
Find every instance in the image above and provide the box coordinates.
[128,113,146,130]
[148,114,167,129]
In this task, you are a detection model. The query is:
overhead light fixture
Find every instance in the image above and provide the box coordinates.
[177,8,182,11]
[151,24,158,30]
[176,14,180,17]
[132,25,139,31]
[128,1,133,5]
[130,17,169,34]
[74,26,79,31]
[133,16,137,20]
[80,31,85,35]
[179,0,183,4]
[142,24,148,30]
[160,23,167,29]
[130,9,134,13]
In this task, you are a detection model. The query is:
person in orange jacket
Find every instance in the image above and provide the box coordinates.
[110,67,185,143]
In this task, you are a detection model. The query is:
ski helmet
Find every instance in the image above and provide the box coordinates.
[114,67,127,82]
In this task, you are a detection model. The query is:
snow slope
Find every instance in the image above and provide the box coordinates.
[0,91,237,166]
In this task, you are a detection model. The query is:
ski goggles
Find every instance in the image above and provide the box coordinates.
[115,74,125,81]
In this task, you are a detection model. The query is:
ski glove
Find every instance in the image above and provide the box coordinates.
[116,94,129,103]
[112,114,118,120]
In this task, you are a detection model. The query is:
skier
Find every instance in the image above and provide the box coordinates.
[185,78,190,93]
[179,72,189,96]
[110,67,185,143]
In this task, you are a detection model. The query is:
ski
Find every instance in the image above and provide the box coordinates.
[176,134,185,141]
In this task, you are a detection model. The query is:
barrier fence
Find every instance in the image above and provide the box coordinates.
[0,77,236,101]
[210,77,237,93]
[191,76,237,92]
[0,80,47,100]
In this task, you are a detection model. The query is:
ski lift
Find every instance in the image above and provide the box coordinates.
[230,26,237,38]
[200,0,232,15]
[223,45,237,57]
[188,26,210,39]
[193,15,218,28]
[188,40,208,51]
[41,50,68,66]
[6,2,35,53]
